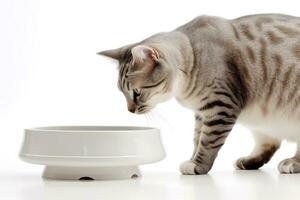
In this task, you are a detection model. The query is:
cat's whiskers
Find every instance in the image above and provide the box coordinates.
[143,113,151,126]
[146,108,173,129]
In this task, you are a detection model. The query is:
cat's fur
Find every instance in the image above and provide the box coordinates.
[99,14,300,174]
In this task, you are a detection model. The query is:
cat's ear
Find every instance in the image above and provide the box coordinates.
[127,45,160,88]
[131,45,159,65]
[97,48,122,60]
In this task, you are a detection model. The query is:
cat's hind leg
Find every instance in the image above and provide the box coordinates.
[235,131,281,170]
[278,145,300,174]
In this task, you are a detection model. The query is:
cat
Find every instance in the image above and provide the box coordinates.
[99,14,300,174]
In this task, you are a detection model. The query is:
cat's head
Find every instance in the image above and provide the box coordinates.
[99,44,175,114]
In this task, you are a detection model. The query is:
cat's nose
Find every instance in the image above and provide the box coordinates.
[128,104,136,113]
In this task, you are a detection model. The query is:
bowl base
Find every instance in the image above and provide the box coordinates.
[42,166,141,180]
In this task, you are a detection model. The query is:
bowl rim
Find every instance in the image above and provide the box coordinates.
[25,126,159,133]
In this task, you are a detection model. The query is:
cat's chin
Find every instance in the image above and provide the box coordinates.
[135,109,151,114]
[136,106,153,114]
[134,105,153,114]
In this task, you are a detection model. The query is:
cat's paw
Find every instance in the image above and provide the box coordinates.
[180,160,209,175]
[234,157,246,170]
[180,160,198,175]
[234,157,264,170]
[278,158,300,174]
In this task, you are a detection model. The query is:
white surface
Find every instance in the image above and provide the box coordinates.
[2,0,300,199]
[2,168,300,200]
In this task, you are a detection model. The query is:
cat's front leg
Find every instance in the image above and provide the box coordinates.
[180,97,240,175]
[192,114,203,158]
[180,114,203,175]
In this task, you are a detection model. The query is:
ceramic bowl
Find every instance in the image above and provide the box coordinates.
[19,126,165,180]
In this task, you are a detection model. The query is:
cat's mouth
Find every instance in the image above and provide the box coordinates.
[136,105,151,114]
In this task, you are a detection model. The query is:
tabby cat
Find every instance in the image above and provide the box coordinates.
[99,14,300,174]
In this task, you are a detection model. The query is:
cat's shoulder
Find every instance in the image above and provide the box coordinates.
[176,15,230,35]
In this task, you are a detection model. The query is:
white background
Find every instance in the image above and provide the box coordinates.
[1,0,299,176]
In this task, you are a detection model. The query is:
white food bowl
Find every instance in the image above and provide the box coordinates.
[19,126,165,180]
